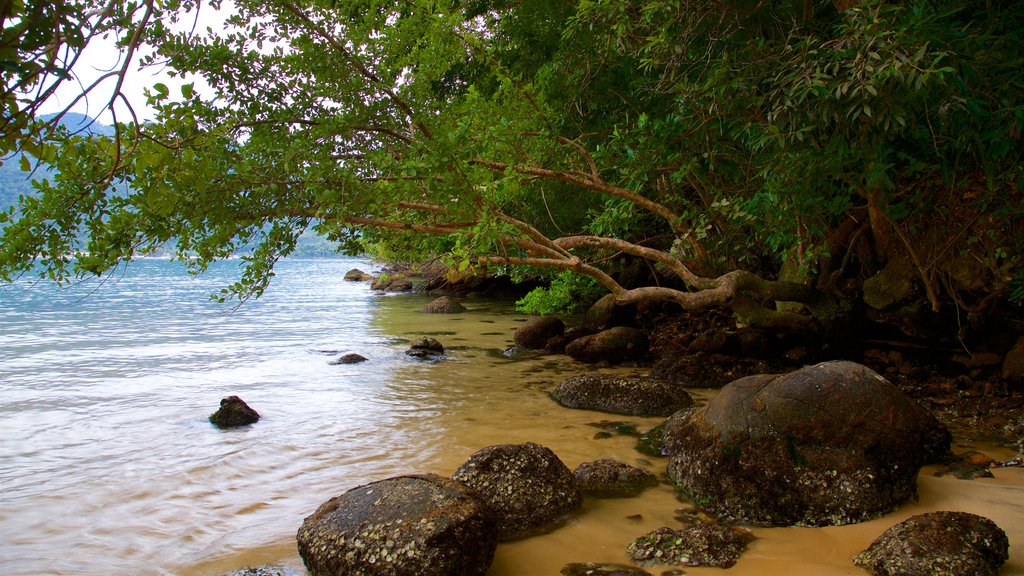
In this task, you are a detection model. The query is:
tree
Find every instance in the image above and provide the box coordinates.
[2,0,1021,339]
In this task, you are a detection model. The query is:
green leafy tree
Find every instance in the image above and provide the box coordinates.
[2,0,1021,337]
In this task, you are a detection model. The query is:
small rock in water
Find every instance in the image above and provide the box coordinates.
[421,296,467,313]
[628,524,754,568]
[209,395,260,429]
[218,565,304,576]
[560,562,652,576]
[406,337,445,359]
[330,353,368,365]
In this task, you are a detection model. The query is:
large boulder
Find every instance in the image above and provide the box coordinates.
[573,459,658,498]
[209,396,260,428]
[666,360,951,526]
[422,296,467,314]
[514,316,565,350]
[296,474,497,576]
[565,327,649,364]
[853,512,1009,576]
[452,442,582,540]
[551,373,693,417]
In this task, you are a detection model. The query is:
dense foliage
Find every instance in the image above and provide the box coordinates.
[2,0,1021,338]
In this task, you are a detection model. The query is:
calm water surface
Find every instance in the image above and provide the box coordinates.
[1,258,1021,575]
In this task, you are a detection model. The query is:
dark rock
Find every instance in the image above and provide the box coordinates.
[586,294,638,328]
[1002,336,1024,381]
[573,459,658,498]
[635,422,668,457]
[344,268,374,282]
[296,473,497,576]
[371,274,413,292]
[514,316,565,350]
[422,296,467,314]
[452,442,582,541]
[627,524,754,568]
[665,361,952,526]
[330,353,368,365]
[552,373,693,417]
[651,353,780,388]
[406,337,444,359]
[561,563,651,576]
[565,327,648,364]
[219,566,305,576]
[544,326,599,354]
[853,511,1009,576]
[209,396,260,428]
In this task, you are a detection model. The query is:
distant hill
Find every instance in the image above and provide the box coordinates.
[1,115,341,257]
[1,113,114,212]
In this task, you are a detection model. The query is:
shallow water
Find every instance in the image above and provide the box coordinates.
[1,258,1021,576]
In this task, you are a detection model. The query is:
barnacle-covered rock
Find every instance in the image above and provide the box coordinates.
[452,442,582,540]
[552,373,692,417]
[296,474,496,576]
[627,524,754,567]
[573,459,658,498]
[853,511,1009,576]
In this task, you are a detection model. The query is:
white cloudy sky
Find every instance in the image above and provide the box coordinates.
[37,2,233,124]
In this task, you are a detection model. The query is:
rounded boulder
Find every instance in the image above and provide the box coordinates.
[666,360,951,526]
[514,317,565,350]
[452,442,582,540]
[854,511,1009,576]
[296,474,497,576]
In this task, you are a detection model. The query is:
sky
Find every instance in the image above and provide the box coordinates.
[36,2,234,125]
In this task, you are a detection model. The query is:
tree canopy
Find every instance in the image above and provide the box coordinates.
[2,0,1022,340]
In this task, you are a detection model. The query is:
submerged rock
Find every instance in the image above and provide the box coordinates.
[406,337,445,359]
[452,442,582,541]
[573,459,658,498]
[853,511,1009,576]
[627,524,754,568]
[219,566,305,576]
[330,353,368,365]
[422,296,467,314]
[514,316,565,350]
[552,373,693,417]
[296,474,497,576]
[666,361,951,526]
[209,396,260,428]
[565,327,648,364]
[561,563,652,576]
